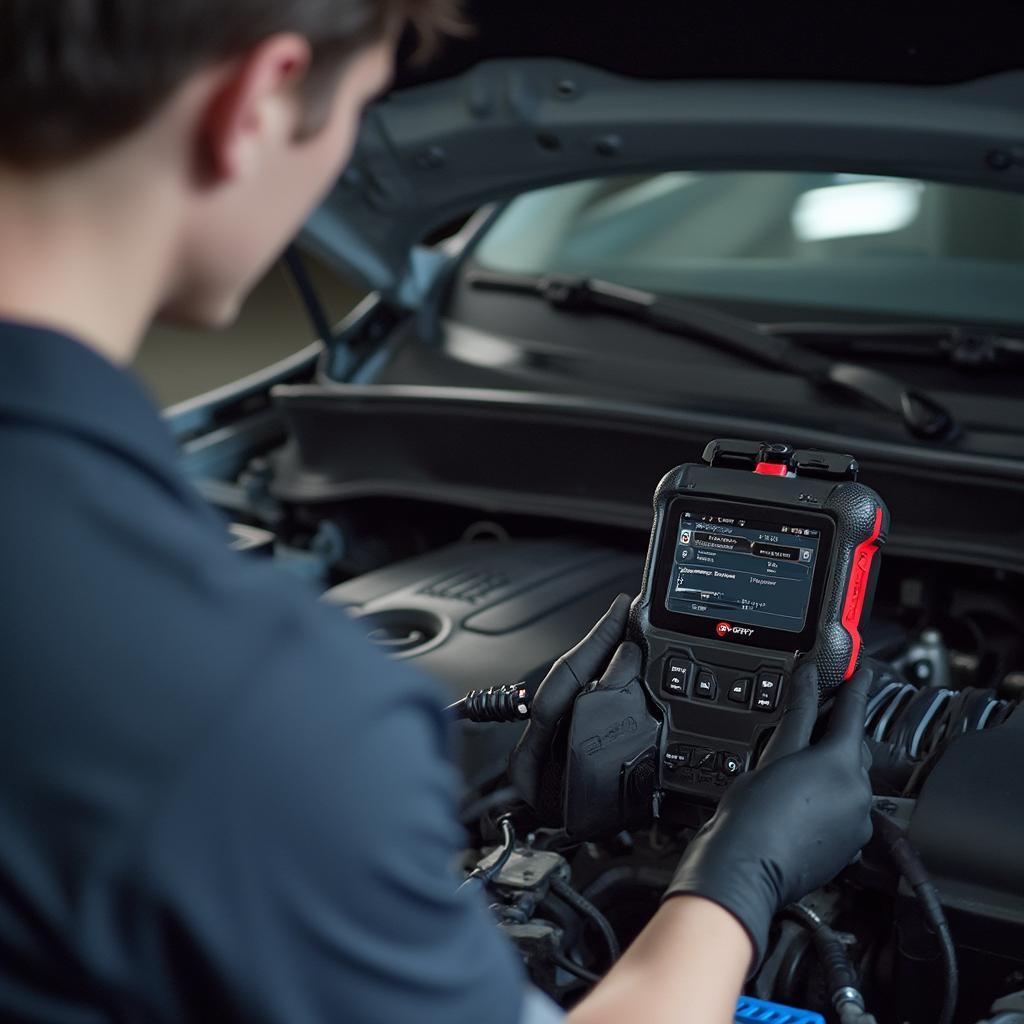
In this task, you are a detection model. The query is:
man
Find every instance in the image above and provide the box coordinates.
[0,3,874,1022]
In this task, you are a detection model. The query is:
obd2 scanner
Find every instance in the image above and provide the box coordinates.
[561,439,889,839]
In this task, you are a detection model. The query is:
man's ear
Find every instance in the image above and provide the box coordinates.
[199,33,313,182]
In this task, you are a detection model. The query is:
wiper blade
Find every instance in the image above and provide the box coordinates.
[765,320,1024,369]
[469,270,961,444]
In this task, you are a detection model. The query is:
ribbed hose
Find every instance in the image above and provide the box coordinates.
[550,875,621,968]
[867,682,1010,762]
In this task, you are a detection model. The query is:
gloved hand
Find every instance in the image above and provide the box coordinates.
[509,593,638,815]
[665,661,874,968]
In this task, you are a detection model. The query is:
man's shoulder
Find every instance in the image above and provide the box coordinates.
[1,412,451,848]
[2,386,447,717]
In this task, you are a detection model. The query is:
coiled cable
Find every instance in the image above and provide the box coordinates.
[449,684,531,723]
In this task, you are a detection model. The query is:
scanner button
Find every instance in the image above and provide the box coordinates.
[695,748,717,771]
[754,672,782,712]
[663,658,693,697]
[694,671,718,700]
[664,744,693,771]
[728,678,752,704]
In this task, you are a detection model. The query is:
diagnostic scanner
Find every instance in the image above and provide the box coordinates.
[559,438,889,837]
[630,438,889,804]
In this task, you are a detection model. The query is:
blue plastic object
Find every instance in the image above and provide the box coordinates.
[735,996,826,1024]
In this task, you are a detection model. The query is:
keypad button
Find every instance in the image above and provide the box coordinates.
[728,678,752,704]
[754,671,783,712]
[663,657,693,697]
[695,748,717,771]
[694,670,718,700]
[663,744,693,771]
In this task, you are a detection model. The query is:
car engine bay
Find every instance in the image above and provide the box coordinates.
[214,408,1024,1023]
[163,216,1024,1017]
[167,29,1024,1023]
[7,4,1024,1018]
[326,525,1023,1022]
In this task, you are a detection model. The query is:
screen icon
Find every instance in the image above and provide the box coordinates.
[680,529,692,545]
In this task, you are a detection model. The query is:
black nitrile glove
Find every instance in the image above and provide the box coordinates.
[665,661,874,967]
[509,593,635,814]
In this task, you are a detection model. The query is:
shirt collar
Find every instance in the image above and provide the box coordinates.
[0,320,182,475]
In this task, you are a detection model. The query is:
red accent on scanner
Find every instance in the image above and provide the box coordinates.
[840,507,884,679]
[753,462,788,476]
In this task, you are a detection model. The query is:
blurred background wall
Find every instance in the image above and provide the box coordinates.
[136,257,362,408]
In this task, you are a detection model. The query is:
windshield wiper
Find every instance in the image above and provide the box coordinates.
[763,320,1024,369]
[468,270,961,444]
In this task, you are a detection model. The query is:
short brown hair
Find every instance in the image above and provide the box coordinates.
[0,0,464,169]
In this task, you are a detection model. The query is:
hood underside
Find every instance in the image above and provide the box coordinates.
[302,17,1024,307]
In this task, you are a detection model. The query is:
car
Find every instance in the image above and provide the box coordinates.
[165,8,1024,1022]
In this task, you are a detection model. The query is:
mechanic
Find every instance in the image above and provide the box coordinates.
[0,3,874,1022]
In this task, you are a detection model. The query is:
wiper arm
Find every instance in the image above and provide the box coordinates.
[469,270,960,444]
[764,320,1024,369]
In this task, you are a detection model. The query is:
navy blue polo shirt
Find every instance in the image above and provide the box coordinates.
[0,322,533,1023]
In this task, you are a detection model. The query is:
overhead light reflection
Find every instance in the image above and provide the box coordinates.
[792,179,925,242]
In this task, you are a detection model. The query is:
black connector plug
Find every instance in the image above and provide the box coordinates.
[449,683,531,723]
[784,903,877,1023]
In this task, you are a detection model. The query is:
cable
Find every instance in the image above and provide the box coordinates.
[872,810,958,1024]
[549,875,620,968]
[784,904,876,1023]
[551,952,601,985]
[480,817,516,884]
[458,816,516,892]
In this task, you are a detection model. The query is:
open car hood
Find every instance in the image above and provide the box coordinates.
[302,32,1024,308]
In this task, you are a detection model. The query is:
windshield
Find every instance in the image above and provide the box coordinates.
[474,172,1024,326]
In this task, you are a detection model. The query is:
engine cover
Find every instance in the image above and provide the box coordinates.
[323,538,640,783]
[911,709,1024,910]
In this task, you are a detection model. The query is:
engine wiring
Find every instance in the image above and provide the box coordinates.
[452,620,1019,1020]
[458,816,516,892]
[549,874,620,969]
[784,903,877,1024]
[871,809,959,1024]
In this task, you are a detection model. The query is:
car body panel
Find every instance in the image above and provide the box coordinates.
[303,59,1024,307]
